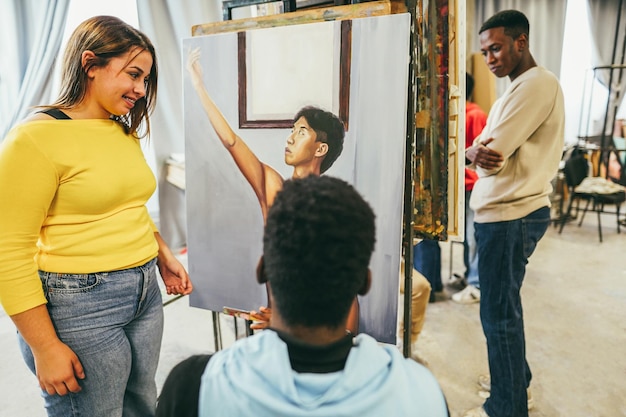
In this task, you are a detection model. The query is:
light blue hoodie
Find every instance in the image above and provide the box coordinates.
[198,330,448,416]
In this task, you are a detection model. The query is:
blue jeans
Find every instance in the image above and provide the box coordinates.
[476,207,550,417]
[464,190,479,287]
[413,240,442,292]
[19,258,164,417]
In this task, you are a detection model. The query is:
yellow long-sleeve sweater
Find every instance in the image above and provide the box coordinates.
[0,119,159,315]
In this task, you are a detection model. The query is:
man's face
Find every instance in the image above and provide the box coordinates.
[284,116,326,168]
[479,26,524,79]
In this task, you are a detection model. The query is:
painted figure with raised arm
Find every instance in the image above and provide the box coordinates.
[0,16,192,417]
[186,48,359,332]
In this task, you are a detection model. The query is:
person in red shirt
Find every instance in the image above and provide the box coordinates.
[451,72,487,304]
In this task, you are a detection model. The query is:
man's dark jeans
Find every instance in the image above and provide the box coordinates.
[413,240,442,292]
[476,206,550,417]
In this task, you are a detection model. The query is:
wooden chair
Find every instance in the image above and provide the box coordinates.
[558,149,626,242]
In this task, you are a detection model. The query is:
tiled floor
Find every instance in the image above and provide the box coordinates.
[1,216,625,416]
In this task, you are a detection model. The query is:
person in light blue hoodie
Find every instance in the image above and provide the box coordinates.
[156,175,449,417]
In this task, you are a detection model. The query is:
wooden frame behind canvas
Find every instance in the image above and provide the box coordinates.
[237,20,351,129]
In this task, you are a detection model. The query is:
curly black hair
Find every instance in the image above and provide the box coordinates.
[263,176,375,329]
[293,107,345,174]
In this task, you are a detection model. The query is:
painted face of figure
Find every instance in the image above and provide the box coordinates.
[284,116,328,168]
[87,48,152,117]
[479,26,524,80]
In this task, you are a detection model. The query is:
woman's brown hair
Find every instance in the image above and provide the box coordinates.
[51,15,157,137]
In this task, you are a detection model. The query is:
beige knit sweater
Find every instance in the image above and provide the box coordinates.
[470,66,565,223]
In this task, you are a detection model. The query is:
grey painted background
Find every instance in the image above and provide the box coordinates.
[183,13,410,343]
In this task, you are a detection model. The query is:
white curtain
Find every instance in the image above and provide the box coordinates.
[471,0,568,96]
[0,0,70,138]
[586,0,626,132]
[136,0,221,249]
[587,0,626,82]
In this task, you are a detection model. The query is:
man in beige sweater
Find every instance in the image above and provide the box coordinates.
[463,10,565,417]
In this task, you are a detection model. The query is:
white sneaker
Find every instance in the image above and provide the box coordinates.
[527,390,535,410]
[476,374,534,411]
[477,374,491,391]
[452,284,480,304]
[447,273,467,290]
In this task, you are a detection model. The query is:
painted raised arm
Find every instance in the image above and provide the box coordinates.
[186,48,283,219]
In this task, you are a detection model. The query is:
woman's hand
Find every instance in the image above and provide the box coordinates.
[157,256,193,296]
[249,306,272,330]
[154,233,193,296]
[33,339,85,396]
[11,305,85,396]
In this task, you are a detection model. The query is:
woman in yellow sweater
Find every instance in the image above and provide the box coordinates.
[0,16,192,417]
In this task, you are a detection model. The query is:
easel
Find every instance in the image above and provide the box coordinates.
[190,0,456,358]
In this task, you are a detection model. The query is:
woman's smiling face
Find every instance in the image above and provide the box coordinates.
[87,48,152,118]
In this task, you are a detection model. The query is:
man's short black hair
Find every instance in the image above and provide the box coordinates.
[479,9,529,40]
[263,176,375,328]
[294,107,345,174]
